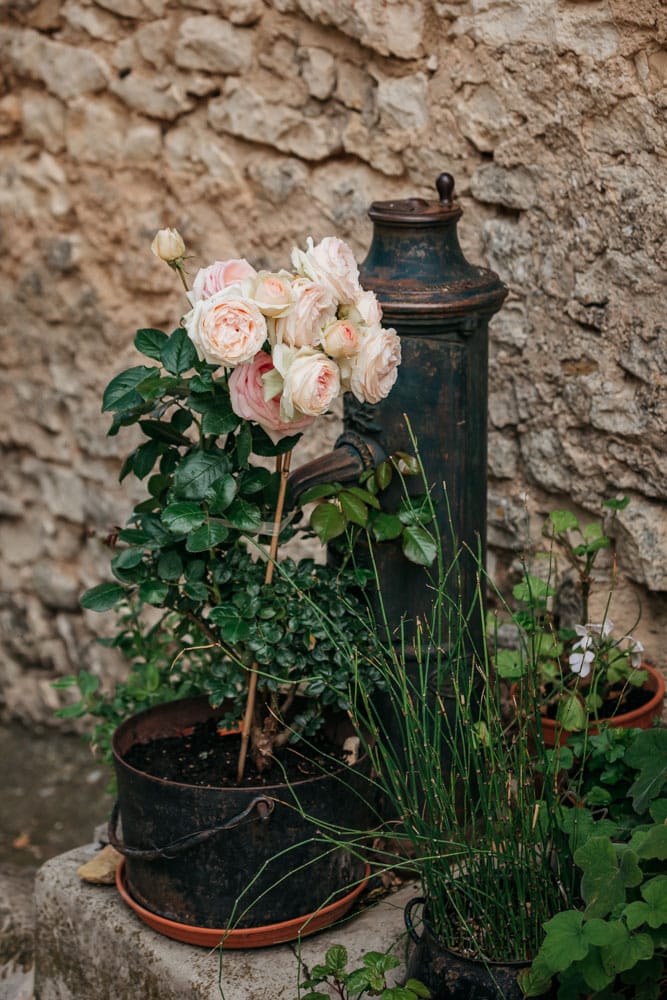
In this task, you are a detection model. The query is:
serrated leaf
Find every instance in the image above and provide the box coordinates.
[494,648,526,680]
[343,485,381,510]
[299,483,340,504]
[339,490,368,527]
[161,502,206,534]
[575,836,642,918]
[132,439,161,479]
[161,327,197,375]
[134,328,168,361]
[102,366,159,412]
[138,580,169,605]
[402,524,437,566]
[548,509,579,533]
[624,876,667,930]
[157,550,183,581]
[111,547,144,570]
[206,476,237,514]
[201,397,238,437]
[80,581,126,612]
[324,944,347,975]
[603,495,630,511]
[225,499,262,533]
[540,911,588,972]
[404,979,431,998]
[631,824,667,861]
[310,501,346,543]
[343,969,371,993]
[172,451,231,500]
[374,460,393,491]
[625,730,667,814]
[512,574,555,602]
[370,511,403,542]
[139,419,191,446]
[186,521,229,552]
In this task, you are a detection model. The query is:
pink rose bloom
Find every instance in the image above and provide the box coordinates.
[185,289,267,367]
[274,278,335,349]
[228,352,314,443]
[282,349,341,418]
[321,318,362,359]
[293,236,361,304]
[349,327,401,404]
[191,259,257,303]
[352,289,383,326]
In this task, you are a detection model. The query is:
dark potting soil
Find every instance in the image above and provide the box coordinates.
[123,718,347,787]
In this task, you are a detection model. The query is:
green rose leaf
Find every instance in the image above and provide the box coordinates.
[310,502,346,543]
[134,328,168,361]
[132,440,161,479]
[80,581,126,612]
[339,490,368,527]
[374,460,393,491]
[201,397,239,437]
[161,327,197,375]
[157,550,183,581]
[172,451,231,499]
[370,512,404,543]
[224,499,262,534]
[138,420,191,447]
[402,524,437,566]
[206,476,238,514]
[404,979,431,998]
[111,547,145,571]
[161,502,206,534]
[138,580,169,605]
[343,485,381,510]
[102,366,159,412]
[239,468,273,496]
[185,520,229,552]
[299,483,341,504]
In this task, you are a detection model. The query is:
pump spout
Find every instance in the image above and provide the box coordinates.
[287,430,387,507]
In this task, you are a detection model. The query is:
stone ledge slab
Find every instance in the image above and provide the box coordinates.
[34,844,418,1000]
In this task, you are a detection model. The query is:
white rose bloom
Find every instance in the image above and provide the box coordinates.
[185,286,267,367]
[292,236,362,304]
[274,278,336,349]
[150,228,185,262]
[349,327,401,404]
[279,348,341,418]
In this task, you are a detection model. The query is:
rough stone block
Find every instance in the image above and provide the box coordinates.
[176,15,254,75]
[34,844,417,1000]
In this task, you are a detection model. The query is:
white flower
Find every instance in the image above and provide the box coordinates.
[184,287,267,367]
[291,236,361,304]
[150,228,185,262]
[626,636,644,668]
[569,647,595,678]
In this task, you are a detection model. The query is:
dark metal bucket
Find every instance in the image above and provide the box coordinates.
[404,897,538,1000]
[110,697,372,929]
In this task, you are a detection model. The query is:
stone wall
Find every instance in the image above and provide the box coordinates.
[0,0,665,723]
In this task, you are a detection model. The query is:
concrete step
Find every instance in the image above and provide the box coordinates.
[34,844,419,1000]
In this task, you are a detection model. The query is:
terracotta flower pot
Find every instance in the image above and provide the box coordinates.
[538,662,665,748]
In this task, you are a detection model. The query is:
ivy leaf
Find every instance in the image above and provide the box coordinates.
[80,581,126,612]
[310,502,346,543]
[172,451,231,499]
[134,328,168,361]
[161,327,197,375]
[185,521,229,552]
[161,502,206,534]
[102,366,159,412]
[402,525,437,566]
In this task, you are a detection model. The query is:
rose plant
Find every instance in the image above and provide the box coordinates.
[79,229,401,780]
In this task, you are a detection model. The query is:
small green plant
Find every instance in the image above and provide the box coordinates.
[298,944,430,1000]
[495,499,648,733]
[520,726,667,998]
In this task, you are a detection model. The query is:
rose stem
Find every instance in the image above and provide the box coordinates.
[236,448,293,783]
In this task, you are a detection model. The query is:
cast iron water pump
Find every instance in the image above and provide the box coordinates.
[290,172,507,666]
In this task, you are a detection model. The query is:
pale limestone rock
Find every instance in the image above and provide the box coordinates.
[487,491,529,551]
[0,95,21,138]
[246,155,309,202]
[32,564,80,612]
[175,15,254,75]
[110,73,195,120]
[520,429,573,495]
[298,46,337,101]
[293,0,424,59]
[181,0,264,20]
[21,93,66,153]
[470,165,537,211]
[208,80,345,160]
[615,498,667,591]
[453,83,509,154]
[62,1,121,41]
[93,0,166,18]
[376,73,429,130]
[488,432,518,480]
[66,99,124,163]
[335,61,374,111]
[342,113,404,176]
[489,300,529,350]
[133,20,172,70]
[124,123,162,161]
[9,30,110,101]
[311,162,377,234]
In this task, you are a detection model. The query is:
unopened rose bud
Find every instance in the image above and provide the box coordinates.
[151,228,186,262]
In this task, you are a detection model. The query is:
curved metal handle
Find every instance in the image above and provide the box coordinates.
[107,795,274,861]
[404,895,425,944]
